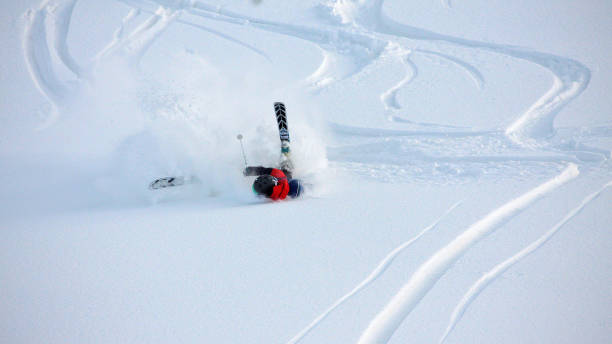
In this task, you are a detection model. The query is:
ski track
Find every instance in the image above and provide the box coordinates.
[24,2,69,100]
[122,0,590,147]
[329,142,579,165]
[380,45,417,111]
[329,0,591,145]
[380,47,484,112]
[356,164,579,344]
[330,122,497,138]
[328,123,588,167]
[120,0,387,88]
[97,5,180,67]
[23,2,71,127]
[286,201,462,344]
[94,7,142,62]
[25,0,179,124]
[49,0,83,78]
[415,49,485,90]
[330,122,609,166]
[114,0,271,62]
[125,8,180,66]
[388,115,471,129]
[146,0,599,169]
[175,19,272,62]
[439,180,612,343]
[186,1,387,88]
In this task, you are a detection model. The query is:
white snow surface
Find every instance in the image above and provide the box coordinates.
[1,1,612,344]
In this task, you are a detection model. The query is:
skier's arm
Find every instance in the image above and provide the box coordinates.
[243,166,274,176]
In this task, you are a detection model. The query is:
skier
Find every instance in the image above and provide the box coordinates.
[149,102,304,199]
[242,102,304,200]
[243,164,302,200]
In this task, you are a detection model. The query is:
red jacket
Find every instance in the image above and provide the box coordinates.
[245,166,291,201]
[269,168,289,200]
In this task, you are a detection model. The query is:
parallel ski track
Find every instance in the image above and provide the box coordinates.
[115,0,272,61]
[286,201,462,344]
[439,180,612,343]
[357,164,579,344]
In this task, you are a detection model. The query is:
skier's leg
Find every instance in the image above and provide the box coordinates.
[279,156,294,177]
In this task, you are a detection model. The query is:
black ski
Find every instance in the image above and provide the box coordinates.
[274,102,293,171]
[274,102,290,144]
[149,176,185,190]
[149,175,200,190]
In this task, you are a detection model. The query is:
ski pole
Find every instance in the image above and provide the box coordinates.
[237,134,248,168]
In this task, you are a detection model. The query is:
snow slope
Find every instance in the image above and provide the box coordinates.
[1,1,611,343]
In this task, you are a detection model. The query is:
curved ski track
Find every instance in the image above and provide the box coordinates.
[329,0,591,144]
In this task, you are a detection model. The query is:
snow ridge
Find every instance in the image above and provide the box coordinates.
[357,164,579,344]
[439,180,612,343]
[286,201,462,344]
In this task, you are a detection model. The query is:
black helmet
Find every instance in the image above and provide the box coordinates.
[252,175,278,196]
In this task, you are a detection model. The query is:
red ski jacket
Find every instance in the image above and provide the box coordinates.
[269,168,289,200]
[244,166,291,200]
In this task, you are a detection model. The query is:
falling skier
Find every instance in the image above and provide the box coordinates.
[149,102,304,200]
[243,165,302,200]
[243,102,303,200]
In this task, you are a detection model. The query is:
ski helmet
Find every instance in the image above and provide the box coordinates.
[252,175,278,196]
